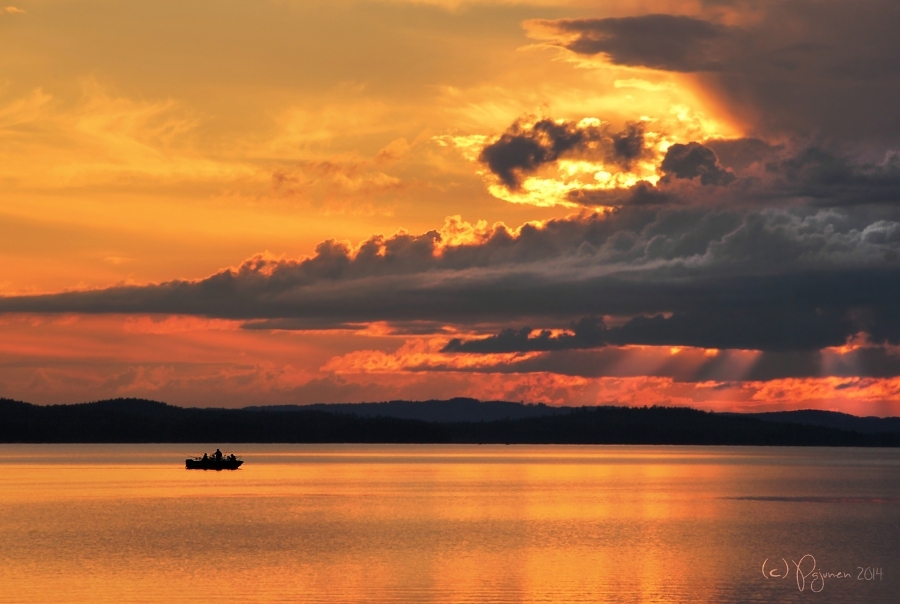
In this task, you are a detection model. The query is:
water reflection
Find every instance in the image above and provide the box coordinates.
[0,445,897,603]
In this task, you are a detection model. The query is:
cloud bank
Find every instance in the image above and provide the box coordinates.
[1,204,898,352]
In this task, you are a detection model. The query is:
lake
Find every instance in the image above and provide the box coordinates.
[0,444,897,603]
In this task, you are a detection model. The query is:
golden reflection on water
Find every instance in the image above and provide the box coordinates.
[1,445,898,603]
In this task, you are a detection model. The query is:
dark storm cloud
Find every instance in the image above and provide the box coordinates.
[479,119,585,189]
[479,118,647,189]
[538,14,732,72]
[1,205,899,351]
[704,138,782,173]
[529,1,900,145]
[764,148,900,207]
[660,142,735,186]
[445,306,861,353]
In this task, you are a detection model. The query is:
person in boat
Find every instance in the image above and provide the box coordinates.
[215,448,222,461]
[202,453,208,461]
[229,454,236,461]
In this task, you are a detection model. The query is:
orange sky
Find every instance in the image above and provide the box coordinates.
[2,0,899,414]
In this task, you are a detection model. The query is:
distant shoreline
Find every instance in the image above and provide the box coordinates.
[3,397,899,446]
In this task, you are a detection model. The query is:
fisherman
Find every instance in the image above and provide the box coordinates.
[215,448,222,461]
[202,453,208,461]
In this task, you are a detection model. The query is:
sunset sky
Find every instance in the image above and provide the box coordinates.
[2,0,899,414]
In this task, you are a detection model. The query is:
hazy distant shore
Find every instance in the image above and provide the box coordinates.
[2,397,899,446]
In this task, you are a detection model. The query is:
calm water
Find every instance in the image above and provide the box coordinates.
[0,445,898,603]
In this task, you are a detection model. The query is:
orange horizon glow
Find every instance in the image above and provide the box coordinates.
[0,312,897,415]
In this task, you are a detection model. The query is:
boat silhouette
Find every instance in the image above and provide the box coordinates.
[186,449,243,470]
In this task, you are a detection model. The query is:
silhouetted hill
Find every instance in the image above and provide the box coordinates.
[257,401,900,436]
[0,398,445,443]
[743,410,900,435]
[1,397,898,446]
[246,398,569,422]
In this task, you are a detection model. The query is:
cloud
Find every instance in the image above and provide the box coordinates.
[565,180,675,208]
[1,206,899,351]
[764,147,900,207]
[443,317,609,353]
[435,344,900,381]
[0,81,257,191]
[527,14,734,73]
[272,160,403,199]
[478,117,649,190]
[375,137,411,163]
[318,331,900,384]
[444,306,858,353]
[660,142,735,186]
[571,138,900,209]
[704,138,782,173]
[611,122,646,165]
[471,108,900,209]
[527,2,900,145]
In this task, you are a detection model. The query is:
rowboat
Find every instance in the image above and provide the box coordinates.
[186,449,243,470]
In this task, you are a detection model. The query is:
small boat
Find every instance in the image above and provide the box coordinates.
[186,449,243,470]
